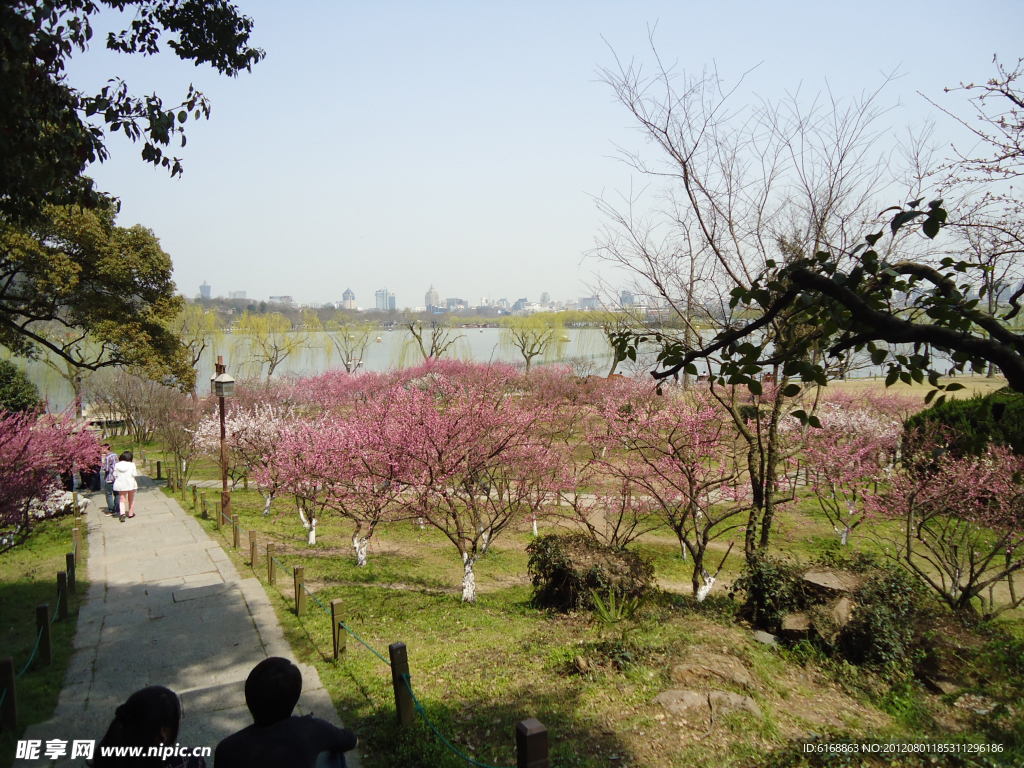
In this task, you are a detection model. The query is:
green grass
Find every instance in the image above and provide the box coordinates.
[0,515,88,768]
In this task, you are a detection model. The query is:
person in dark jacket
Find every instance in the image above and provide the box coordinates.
[215,658,358,768]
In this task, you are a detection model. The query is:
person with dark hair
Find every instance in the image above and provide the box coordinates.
[101,443,120,515]
[94,686,205,767]
[112,450,138,522]
[215,657,358,768]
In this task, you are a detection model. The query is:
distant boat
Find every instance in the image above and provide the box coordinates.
[376,337,382,343]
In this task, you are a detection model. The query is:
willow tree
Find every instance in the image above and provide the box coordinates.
[500,315,567,372]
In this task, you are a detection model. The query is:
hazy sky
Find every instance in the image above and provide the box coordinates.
[66,1,1022,307]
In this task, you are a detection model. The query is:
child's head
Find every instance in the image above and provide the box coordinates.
[119,450,133,463]
[245,657,302,725]
[95,686,182,766]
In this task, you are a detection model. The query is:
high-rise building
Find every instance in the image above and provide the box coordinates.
[425,285,440,311]
[199,281,211,300]
[512,298,528,312]
[228,290,246,300]
[579,296,600,311]
[342,288,356,310]
[540,292,550,306]
[620,290,634,307]
[375,288,395,312]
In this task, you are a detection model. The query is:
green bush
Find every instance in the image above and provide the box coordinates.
[904,388,1024,456]
[838,566,921,671]
[526,533,654,612]
[729,554,812,632]
[0,360,40,413]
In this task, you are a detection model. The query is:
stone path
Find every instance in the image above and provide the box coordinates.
[15,477,359,767]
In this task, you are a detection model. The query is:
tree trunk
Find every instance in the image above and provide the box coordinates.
[462,553,478,603]
[353,534,370,567]
[307,515,316,546]
[262,493,273,516]
[695,569,715,602]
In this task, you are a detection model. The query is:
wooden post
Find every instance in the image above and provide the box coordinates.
[516,719,549,768]
[244,474,248,491]
[267,543,276,585]
[36,605,52,666]
[141,449,146,466]
[156,460,162,480]
[72,528,81,565]
[0,657,16,731]
[65,552,76,595]
[200,491,208,519]
[56,573,69,621]
[72,491,79,517]
[214,502,221,530]
[232,514,240,548]
[331,599,346,660]
[389,642,414,728]
[192,485,198,511]
[294,566,306,616]
[249,530,258,566]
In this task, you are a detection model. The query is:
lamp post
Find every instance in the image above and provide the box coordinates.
[212,356,235,524]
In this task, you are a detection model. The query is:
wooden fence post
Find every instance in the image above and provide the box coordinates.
[36,605,52,666]
[388,642,414,728]
[156,460,162,480]
[192,485,198,511]
[244,474,248,491]
[214,502,221,530]
[0,657,16,731]
[56,573,68,621]
[72,528,81,565]
[249,530,258,567]
[140,449,146,466]
[66,552,76,595]
[516,719,549,768]
[331,599,346,660]
[72,491,79,517]
[200,492,208,519]
[294,566,306,616]
[267,543,276,585]
[232,514,240,548]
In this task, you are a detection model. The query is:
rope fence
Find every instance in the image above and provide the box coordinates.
[0,527,78,734]
[192,484,550,768]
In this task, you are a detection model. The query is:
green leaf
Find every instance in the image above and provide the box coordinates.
[747,380,762,396]
[924,389,937,404]
[885,369,899,387]
[945,382,965,392]
[782,384,801,397]
[807,415,822,429]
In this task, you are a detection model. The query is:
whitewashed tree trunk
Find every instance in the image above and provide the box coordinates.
[307,515,317,546]
[461,553,478,603]
[417,516,425,530]
[353,534,370,567]
[299,508,310,530]
[532,514,538,537]
[696,568,715,602]
[262,493,273,516]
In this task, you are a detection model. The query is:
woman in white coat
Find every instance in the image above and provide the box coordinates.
[112,450,139,522]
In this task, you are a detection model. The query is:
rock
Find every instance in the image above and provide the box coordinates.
[954,693,996,715]
[780,612,811,639]
[573,656,590,674]
[935,680,962,696]
[753,630,777,646]
[828,596,854,626]
[671,656,758,691]
[708,690,763,719]
[653,690,707,716]
[802,569,863,594]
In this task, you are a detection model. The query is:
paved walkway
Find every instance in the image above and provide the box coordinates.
[16,477,359,767]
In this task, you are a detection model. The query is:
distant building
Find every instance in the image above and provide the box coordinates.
[425,285,440,311]
[496,298,509,309]
[512,298,528,312]
[199,282,212,300]
[228,290,246,300]
[342,288,356,310]
[540,292,550,306]
[445,298,467,311]
[620,290,634,307]
[375,288,396,312]
[269,295,294,307]
[578,296,600,311]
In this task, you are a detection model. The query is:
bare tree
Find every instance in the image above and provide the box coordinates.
[399,317,467,363]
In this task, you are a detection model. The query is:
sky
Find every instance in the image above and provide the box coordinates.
[65,1,1024,308]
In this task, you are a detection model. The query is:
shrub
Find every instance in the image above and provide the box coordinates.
[526,533,654,612]
[0,360,40,413]
[729,554,811,632]
[837,566,921,671]
[904,388,1024,456]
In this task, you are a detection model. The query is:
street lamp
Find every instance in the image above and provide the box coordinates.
[213,359,235,524]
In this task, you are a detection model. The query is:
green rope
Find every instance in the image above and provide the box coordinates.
[302,585,392,666]
[50,590,62,624]
[271,555,292,578]
[16,625,44,678]
[401,674,502,768]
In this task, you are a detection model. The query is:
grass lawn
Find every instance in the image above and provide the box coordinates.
[165,480,1024,768]
[0,514,87,768]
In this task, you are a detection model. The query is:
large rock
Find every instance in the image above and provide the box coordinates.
[653,690,708,716]
[828,596,854,626]
[802,569,864,594]
[780,612,811,640]
[671,654,758,691]
[709,691,763,719]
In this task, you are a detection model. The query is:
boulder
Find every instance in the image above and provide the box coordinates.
[753,630,778,646]
[828,596,854,626]
[802,569,863,594]
[780,612,811,639]
[653,690,708,716]
[671,654,758,691]
[708,690,763,719]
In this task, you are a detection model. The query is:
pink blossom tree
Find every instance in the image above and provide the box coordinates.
[866,441,1024,618]
[0,410,100,551]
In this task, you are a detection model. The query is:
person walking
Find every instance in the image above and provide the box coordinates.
[113,450,139,522]
[101,443,120,515]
